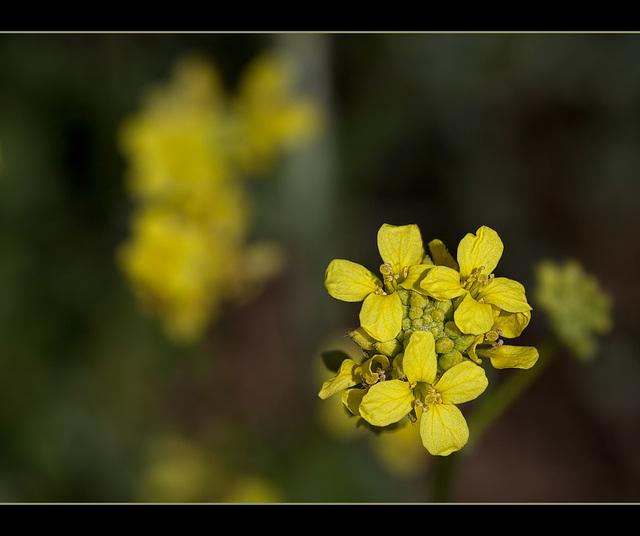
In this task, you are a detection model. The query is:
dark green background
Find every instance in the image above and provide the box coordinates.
[0,33,637,502]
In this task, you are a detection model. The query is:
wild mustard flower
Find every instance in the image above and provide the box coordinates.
[118,52,319,343]
[419,226,532,336]
[359,331,488,456]
[320,223,538,456]
[324,223,427,342]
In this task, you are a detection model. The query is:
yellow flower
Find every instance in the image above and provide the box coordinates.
[118,205,226,342]
[229,52,321,175]
[118,51,319,343]
[465,308,539,370]
[419,226,532,335]
[324,223,426,342]
[358,331,488,456]
[318,352,390,400]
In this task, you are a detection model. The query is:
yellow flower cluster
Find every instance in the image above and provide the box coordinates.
[118,52,319,343]
[319,224,538,456]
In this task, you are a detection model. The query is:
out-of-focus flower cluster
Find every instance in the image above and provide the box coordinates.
[135,434,281,503]
[118,52,320,343]
[319,224,538,456]
[535,259,612,360]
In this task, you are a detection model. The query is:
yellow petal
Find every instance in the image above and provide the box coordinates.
[457,226,503,279]
[428,238,459,271]
[399,264,433,292]
[402,331,437,385]
[436,361,488,404]
[377,223,424,276]
[480,277,532,313]
[476,345,539,370]
[419,265,466,300]
[324,259,381,302]
[465,334,485,364]
[359,291,403,342]
[492,309,531,339]
[361,354,390,385]
[454,293,494,335]
[359,380,414,427]
[342,388,366,415]
[318,359,359,399]
[419,403,469,456]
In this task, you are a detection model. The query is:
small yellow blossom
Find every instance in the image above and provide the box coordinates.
[318,351,390,400]
[465,308,539,369]
[359,331,488,456]
[420,226,532,335]
[324,224,426,342]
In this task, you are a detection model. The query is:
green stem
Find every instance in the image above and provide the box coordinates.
[429,336,558,502]
[467,336,557,444]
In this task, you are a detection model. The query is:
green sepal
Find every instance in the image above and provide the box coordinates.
[348,326,377,352]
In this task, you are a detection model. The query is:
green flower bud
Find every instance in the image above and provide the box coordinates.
[409,291,430,308]
[444,320,462,339]
[435,336,455,354]
[438,349,464,371]
[412,318,427,331]
[349,327,377,352]
[375,338,403,358]
[453,333,477,353]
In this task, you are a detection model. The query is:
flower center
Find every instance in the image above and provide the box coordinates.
[462,265,494,297]
[414,383,442,411]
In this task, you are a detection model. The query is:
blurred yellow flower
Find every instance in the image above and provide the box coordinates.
[135,435,281,503]
[118,51,320,343]
[229,51,322,175]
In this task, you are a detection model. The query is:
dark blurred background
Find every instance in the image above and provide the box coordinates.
[0,32,638,503]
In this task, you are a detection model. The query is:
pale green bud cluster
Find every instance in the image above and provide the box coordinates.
[535,259,612,360]
[350,288,477,376]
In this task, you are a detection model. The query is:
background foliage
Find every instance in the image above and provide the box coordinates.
[0,32,638,502]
